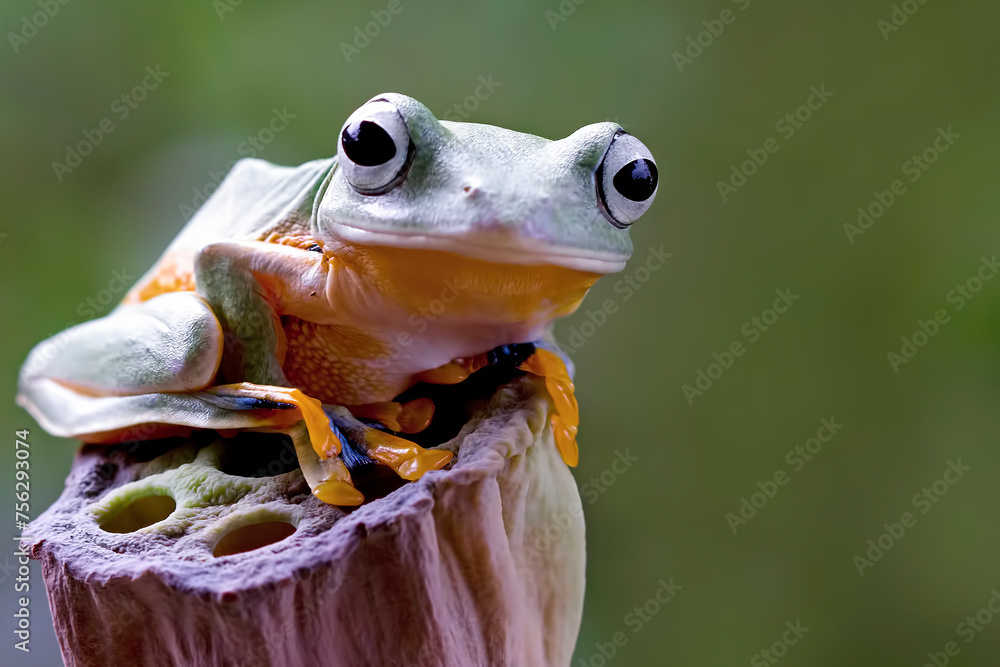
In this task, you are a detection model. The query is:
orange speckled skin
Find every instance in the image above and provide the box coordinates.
[280,317,393,405]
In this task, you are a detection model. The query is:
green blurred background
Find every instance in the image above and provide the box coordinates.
[2,1,1000,665]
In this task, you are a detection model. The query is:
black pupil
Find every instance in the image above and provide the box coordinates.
[613,159,658,202]
[341,120,397,166]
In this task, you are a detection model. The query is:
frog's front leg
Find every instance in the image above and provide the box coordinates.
[193,241,366,499]
[324,405,453,481]
[16,292,336,465]
[194,241,453,489]
[415,341,581,467]
[193,240,329,387]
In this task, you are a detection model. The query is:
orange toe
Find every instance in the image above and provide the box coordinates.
[552,414,580,467]
[397,449,454,481]
[314,480,365,506]
[397,397,436,434]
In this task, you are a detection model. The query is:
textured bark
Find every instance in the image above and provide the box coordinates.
[25,378,585,667]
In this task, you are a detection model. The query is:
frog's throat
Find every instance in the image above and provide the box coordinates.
[332,243,602,326]
[327,220,629,275]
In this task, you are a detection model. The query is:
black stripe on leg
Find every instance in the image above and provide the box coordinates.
[485,342,536,368]
[339,435,375,471]
[195,393,295,411]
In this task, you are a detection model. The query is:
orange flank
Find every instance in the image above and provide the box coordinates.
[124,252,197,304]
[281,317,393,406]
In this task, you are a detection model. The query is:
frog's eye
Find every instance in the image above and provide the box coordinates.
[337,99,413,195]
[596,131,658,228]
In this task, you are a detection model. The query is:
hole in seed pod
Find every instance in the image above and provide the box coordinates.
[212,521,297,557]
[217,432,301,478]
[99,495,176,533]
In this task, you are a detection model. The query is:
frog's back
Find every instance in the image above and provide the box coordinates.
[124,157,336,304]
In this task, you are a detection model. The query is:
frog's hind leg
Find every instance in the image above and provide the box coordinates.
[15,291,305,443]
[17,292,364,506]
[199,389,452,485]
[322,406,453,481]
[20,291,224,396]
[196,385,364,507]
[17,291,225,436]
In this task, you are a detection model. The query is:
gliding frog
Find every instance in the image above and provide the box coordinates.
[17,93,659,506]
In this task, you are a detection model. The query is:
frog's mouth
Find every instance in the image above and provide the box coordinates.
[328,220,629,275]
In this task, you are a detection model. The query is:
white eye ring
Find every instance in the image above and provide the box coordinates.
[337,99,412,195]
[597,131,658,228]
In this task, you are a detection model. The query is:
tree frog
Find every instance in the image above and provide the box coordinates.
[17,93,658,506]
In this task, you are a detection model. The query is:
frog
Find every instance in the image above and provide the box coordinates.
[17,93,658,507]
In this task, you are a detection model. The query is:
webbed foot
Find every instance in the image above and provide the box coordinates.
[324,405,454,481]
[197,383,365,507]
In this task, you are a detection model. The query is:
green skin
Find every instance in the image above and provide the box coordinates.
[16,93,658,498]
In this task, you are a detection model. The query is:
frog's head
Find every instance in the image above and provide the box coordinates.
[316,93,659,324]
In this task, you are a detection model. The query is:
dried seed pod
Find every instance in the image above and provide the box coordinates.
[25,377,585,667]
